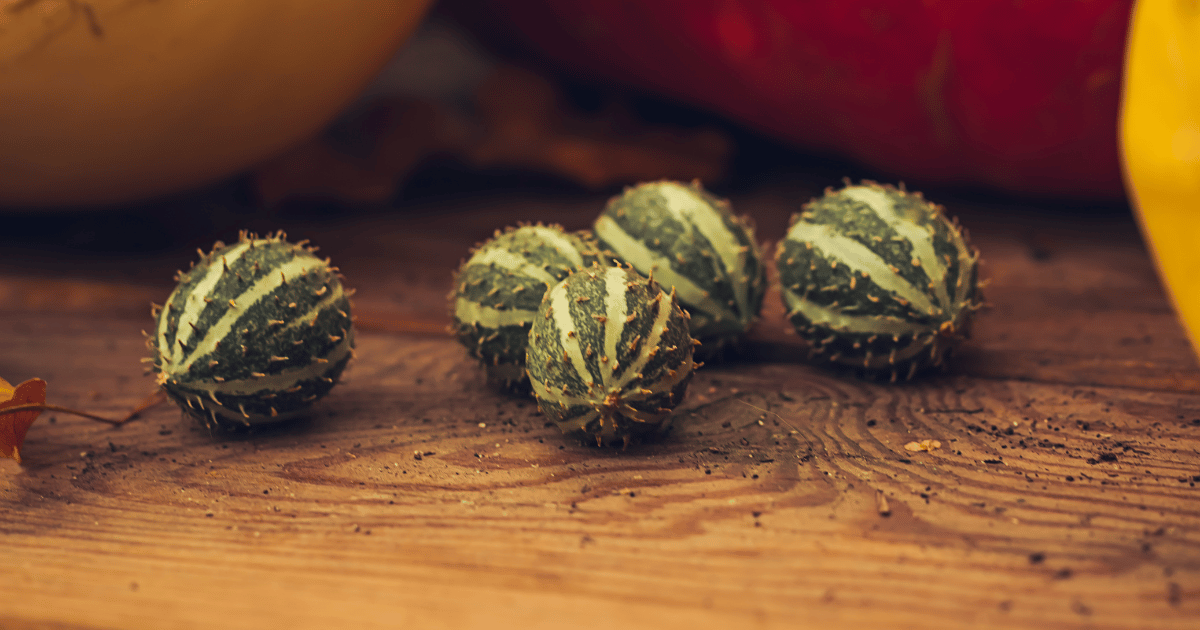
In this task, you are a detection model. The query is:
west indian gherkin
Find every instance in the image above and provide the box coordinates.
[148,231,355,428]
[776,181,984,381]
[527,263,699,447]
[593,180,766,354]
[450,224,610,388]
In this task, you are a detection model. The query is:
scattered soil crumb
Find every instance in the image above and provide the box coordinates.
[904,439,942,453]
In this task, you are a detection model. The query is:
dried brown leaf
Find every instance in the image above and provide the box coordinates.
[0,377,47,464]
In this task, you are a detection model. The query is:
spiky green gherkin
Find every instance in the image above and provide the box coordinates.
[594,180,766,352]
[451,224,610,385]
[776,181,984,380]
[149,231,355,428]
[527,264,697,447]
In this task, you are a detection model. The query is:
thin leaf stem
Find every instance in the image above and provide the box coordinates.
[0,404,128,425]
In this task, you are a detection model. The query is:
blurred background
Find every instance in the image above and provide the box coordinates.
[0,0,1136,260]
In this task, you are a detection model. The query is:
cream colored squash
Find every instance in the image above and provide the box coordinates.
[0,0,431,206]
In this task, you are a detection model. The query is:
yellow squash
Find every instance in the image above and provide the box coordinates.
[1122,0,1200,359]
[0,0,431,207]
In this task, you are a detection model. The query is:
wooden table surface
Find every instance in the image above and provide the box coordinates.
[1,179,1198,629]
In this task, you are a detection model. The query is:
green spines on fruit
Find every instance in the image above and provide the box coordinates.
[776,181,983,380]
[451,224,609,385]
[594,180,766,351]
[526,263,698,447]
[149,231,355,428]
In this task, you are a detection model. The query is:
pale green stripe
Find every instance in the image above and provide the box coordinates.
[841,186,950,308]
[155,285,181,363]
[280,283,346,334]
[527,225,584,268]
[170,240,254,364]
[549,281,593,386]
[193,336,352,395]
[782,288,928,337]
[455,298,537,328]
[601,267,628,387]
[785,222,935,315]
[629,355,694,397]
[613,286,676,391]
[595,215,739,324]
[531,378,593,408]
[657,182,750,319]
[469,247,555,285]
[175,255,329,372]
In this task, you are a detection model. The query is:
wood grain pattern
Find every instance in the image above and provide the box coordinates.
[2,189,1198,629]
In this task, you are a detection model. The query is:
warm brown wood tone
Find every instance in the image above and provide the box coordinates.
[2,186,1198,629]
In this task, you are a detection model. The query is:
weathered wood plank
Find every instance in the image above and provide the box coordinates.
[2,189,1198,629]
[1,311,1198,629]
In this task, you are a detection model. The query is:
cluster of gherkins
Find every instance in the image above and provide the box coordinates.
[449,225,611,389]
[150,180,982,447]
[450,179,983,445]
[450,180,766,446]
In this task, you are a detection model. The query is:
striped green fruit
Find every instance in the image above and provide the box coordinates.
[148,231,355,428]
[777,181,983,380]
[526,263,698,447]
[451,224,609,387]
[593,180,766,351]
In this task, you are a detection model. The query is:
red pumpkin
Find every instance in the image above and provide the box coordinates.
[478,0,1133,199]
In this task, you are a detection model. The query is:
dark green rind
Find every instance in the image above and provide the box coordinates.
[450,225,612,383]
[150,233,355,428]
[595,180,766,348]
[526,264,695,446]
[777,182,982,380]
[161,352,353,427]
[796,186,969,312]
